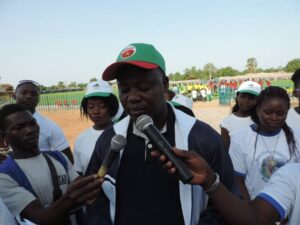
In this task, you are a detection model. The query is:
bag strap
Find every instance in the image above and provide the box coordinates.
[43,153,63,201]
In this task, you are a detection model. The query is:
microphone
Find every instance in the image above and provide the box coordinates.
[136,115,193,184]
[97,134,127,177]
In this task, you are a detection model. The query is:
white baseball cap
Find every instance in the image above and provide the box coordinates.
[84,80,113,98]
[237,81,261,96]
[171,94,193,110]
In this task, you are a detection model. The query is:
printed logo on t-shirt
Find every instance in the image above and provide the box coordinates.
[260,155,285,182]
[58,175,68,185]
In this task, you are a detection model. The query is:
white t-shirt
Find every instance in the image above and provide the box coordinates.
[0,196,17,225]
[0,153,78,224]
[286,108,300,135]
[229,125,300,199]
[258,163,300,225]
[220,114,254,136]
[33,112,70,152]
[74,127,104,174]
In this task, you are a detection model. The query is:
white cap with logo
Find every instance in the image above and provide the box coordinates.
[171,94,193,110]
[84,80,113,98]
[237,81,261,96]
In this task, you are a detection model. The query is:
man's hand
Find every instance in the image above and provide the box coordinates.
[64,174,103,206]
[151,148,215,189]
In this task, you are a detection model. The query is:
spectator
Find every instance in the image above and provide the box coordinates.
[0,104,101,224]
[14,80,73,163]
[229,86,300,202]
[73,80,119,175]
[171,94,195,117]
[220,81,261,151]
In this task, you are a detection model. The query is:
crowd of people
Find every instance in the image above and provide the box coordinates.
[0,43,299,225]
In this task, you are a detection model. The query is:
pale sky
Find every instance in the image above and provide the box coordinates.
[0,0,299,87]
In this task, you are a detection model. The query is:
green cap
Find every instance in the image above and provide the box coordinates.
[102,43,166,81]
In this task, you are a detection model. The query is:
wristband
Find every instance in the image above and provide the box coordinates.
[204,173,220,194]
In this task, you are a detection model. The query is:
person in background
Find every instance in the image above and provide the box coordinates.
[220,81,261,151]
[73,80,119,175]
[286,68,300,134]
[85,43,233,225]
[229,86,300,202]
[171,94,195,117]
[154,148,300,225]
[0,104,101,225]
[14,80,73,163]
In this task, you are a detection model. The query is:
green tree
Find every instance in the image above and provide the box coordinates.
[68,81,77,88]
[57,81,65,89]
[203,63,217,80]
[246,58,257,73]
[89,77,97,82]
[217,67,239,77]
[285,58,300,72]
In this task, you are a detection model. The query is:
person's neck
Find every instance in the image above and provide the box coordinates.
[12,147,40,159]
[234,110,250,117]
[93,121,113,130]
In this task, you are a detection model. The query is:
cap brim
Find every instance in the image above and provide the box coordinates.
[84,92,112,98]
[237,90,259,96]
[102,61,159,81]
[171,101,183,107]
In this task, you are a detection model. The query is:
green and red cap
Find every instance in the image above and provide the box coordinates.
[102,43,166,81]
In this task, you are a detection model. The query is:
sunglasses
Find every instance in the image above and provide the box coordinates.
[16,80,40,89]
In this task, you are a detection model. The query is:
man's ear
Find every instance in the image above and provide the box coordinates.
[12,93,16,100]
[163,76,169,93]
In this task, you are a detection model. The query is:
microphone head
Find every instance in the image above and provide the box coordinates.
[111,134,127,152]
[136,114,153,132]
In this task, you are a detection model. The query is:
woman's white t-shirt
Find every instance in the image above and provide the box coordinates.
[229,125,300,199]
[73,127,104,174]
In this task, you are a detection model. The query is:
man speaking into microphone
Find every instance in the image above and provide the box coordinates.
[85,43,234,225]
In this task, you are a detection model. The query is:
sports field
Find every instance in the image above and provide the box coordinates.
[41,98,298,150]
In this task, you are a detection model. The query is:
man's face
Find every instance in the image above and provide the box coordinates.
[117,67,168,122]
[14,83,40,113]
[3,111,40,152]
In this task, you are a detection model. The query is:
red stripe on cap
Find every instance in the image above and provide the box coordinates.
[102,61,159,81]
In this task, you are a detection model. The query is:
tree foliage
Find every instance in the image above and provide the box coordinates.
[246,58,257,73]
[285,58,300,72]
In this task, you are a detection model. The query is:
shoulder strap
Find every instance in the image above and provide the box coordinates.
[0,155,37,197]
[43,153,63,201]
[43,151,68,172]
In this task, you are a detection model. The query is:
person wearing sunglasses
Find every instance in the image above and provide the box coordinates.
[13,80,73,163]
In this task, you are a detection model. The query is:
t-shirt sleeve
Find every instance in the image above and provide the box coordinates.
[229,136,247,177]
[0,174,36,216]
[48,123,70,151]
[73,138,83,174]
[257,165,296,221]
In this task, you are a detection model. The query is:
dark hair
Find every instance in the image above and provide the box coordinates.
[251,86,296,159]
[80,95,119,119]
[231,92,257,118]
[0,104,28,131]
[291,68,300,88]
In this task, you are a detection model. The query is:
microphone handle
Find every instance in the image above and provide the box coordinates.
[145,126,193,184]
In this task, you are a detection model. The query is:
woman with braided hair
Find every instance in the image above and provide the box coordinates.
[229,86,300,202]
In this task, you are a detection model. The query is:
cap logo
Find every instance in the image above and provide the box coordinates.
[121,45,136,59]
[93,83,100,88]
